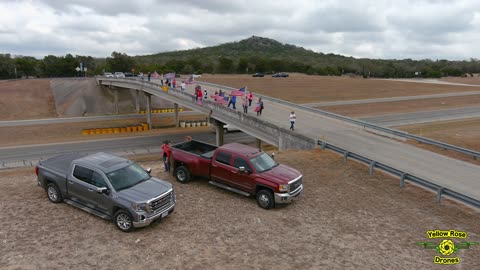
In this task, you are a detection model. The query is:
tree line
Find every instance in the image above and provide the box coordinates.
[1,51,480,79]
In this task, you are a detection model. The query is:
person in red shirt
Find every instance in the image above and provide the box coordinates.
[161,140,172,172]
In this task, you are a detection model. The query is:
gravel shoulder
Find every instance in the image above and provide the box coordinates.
[0,150,479,269]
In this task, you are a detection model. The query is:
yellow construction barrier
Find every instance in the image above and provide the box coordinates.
[95,129,101,134]
[89,129,95,135]
[131,126,138,132]
[82,130,89,135]
[137,126,143,131]
[162,86,168,91]
[113,128,120,133]
[142,123,148,130]
[120,127,126,133]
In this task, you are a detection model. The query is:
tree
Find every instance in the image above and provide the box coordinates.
[106,52,135,72]
[0,54,16,79]
[218,57,234,73]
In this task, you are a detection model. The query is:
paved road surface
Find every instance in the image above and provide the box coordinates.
[0,130,253,169]
[360,106,480,127]
[303,91,480,107]
[0,111,199,127]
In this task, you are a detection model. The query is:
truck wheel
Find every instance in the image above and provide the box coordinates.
[46,183,63,203]
[256,189,274,209]
[174,166,191,183]
[114,210,134,233]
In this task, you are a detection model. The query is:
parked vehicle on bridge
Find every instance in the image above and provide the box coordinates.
[169,140,303,209]
[35,152,175,232]
[272,72,289,78]
[252,73,264,77]
[210,124,240,134]
[114,72,125,78]
[103,72,114,78]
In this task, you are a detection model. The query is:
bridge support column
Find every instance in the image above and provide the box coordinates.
[114,89,119,114]
[146,94,152,130]
[256,138,262,150]
[174,103,179,127]
[135,90,140,113]
[215,120,224,146]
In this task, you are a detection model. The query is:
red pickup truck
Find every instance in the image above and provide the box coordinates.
[169,140,303,209]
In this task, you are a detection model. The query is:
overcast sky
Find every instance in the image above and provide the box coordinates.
[1,0,480,60]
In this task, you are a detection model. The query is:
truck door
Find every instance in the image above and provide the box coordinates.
[231,156,256,192]
[210,151,233,185]
[68,165,111,215]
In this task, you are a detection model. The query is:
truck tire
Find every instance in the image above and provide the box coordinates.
[256,189,274,209]
[174,166,191,183]
[46,183,63,203]
[114,210,134,233]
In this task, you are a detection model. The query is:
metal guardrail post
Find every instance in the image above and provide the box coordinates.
[369,161,376,175]
[400,173,406,188]
[436,187,445,203]
[343,151,349,162]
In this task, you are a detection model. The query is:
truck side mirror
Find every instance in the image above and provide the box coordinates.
[146,168,152,174]
[238,166,246,173]
[271,153,275,160]
[96,187,108,194]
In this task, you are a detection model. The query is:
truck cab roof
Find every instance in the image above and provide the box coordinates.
[75,152,131,173]
[218,143,263,158]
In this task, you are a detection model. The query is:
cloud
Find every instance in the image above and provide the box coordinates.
[1,0,480,60]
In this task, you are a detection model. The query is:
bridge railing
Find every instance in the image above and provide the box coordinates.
[197,81,480,160]
[97,78,317,150]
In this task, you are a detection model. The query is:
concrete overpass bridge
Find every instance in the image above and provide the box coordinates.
[96,77,480,208]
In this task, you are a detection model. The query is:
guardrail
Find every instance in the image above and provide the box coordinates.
[317,139,480,208]
[198,81,480,160]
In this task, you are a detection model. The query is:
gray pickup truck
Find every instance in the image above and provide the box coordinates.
[35,152,176,232]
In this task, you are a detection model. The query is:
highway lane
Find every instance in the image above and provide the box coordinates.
[359,106,480,127]
[0,111,200,127]
[0,130,254,169]
[303,91,480,107]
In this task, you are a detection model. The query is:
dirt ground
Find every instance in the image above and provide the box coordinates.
[0,79,57,120]
[441,76,480,85]
[0,150,478,270]
[200,74,479,103]
[397,118,480,165]
[321,95,480,117]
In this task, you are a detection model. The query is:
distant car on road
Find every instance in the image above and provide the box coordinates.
[114,72,125,78]
[192,74,202,78]
[210,124,240,134]
[123,72,134,77]
[252,73,264,77]
[272,72,289,78]
[103,72,114,78]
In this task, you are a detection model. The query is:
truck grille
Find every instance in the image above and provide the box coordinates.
[289,177,302,193]
[149,191,173,213]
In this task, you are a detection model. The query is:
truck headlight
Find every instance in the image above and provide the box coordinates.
[279,184,288,192]
[131,202,147,212]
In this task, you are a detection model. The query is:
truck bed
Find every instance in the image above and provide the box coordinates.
[39,153,87,175]
[172,140,217,159]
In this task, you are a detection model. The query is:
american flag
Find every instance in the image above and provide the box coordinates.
[230,86,247,96]
[164,72,176,79]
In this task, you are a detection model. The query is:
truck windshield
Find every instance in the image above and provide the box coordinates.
[106,163,150,191]
[250,153,278,173]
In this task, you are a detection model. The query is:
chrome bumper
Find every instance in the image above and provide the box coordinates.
[132,203,175,228]
[274,184,303,204]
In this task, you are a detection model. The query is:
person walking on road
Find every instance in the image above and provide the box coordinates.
[255,98,264,116]
[248,91,254,107]
[290,111,296,131]
[228,94,237,110]
[161,140,172,172]
[180,81,186,91]
[147,72,151,82]
[241,95,248,113]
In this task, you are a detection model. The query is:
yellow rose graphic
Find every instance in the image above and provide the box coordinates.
[438,240,455,256]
